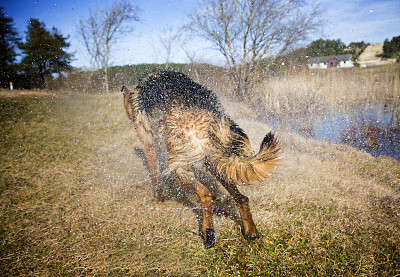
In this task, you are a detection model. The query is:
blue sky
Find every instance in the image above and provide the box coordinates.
[2,0,400,68]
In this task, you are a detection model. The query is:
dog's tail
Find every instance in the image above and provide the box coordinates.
[121,86,139,121]
[209,116,280,185]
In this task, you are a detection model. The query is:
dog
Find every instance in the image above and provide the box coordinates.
[122,71,279,248]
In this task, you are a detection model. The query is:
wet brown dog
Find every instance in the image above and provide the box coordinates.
[122,71,279,248]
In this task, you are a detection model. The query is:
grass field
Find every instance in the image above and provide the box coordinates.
[1,89,399,276]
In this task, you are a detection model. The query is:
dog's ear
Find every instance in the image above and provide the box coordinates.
[122,86,135,121]
[121,86,130,95]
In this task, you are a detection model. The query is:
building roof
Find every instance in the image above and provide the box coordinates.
[309,55,352,64]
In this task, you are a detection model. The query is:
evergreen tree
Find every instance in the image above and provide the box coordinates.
[348,41,369,50]
[306,39,346,57]
[383,36,400,59]
[0,7,20,88]
[18,19,72,88]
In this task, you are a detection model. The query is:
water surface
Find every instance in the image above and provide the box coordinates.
[270,105,400,161]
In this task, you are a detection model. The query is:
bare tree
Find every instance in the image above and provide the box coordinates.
[158,26,181,69]
[182,45,197,64]
[79,1,140,93]
[187,0,322,97]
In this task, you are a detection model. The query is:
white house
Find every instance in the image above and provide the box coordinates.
[308,55,354,69]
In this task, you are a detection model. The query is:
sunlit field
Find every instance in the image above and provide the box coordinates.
[1,66,400,275]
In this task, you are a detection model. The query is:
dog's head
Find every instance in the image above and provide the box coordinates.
[121,86,136,121]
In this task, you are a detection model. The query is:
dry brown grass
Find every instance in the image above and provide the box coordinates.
[257,64,400,116]
[0,93,199,275]
[1,83,399,276]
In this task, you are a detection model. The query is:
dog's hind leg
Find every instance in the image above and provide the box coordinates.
[174,168,216,249]
[219,180,259,240]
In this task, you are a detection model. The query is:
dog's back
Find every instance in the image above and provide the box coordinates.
[137,71,221,114]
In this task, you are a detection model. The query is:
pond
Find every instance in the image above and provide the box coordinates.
[270,105,400,161]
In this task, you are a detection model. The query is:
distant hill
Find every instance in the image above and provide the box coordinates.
[357,43,396,67]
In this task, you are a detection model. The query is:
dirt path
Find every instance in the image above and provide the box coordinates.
[358,43,396,66]
[358,43,383,62]
[0,88,56,97]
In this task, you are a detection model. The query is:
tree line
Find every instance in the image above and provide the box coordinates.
[383,36,400,59]
[0,8,72,89]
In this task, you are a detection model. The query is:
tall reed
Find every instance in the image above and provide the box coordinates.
[258,64,400,116]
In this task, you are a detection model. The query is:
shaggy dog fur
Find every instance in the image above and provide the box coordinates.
[122,71,279,248]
